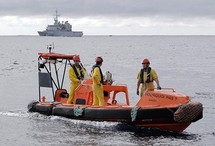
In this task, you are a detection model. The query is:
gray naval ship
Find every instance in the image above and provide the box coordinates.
[38,11,83,37]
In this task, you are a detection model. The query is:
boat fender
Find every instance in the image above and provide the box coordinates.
[174,102,203,123]
[131,106,141,122]
[74,106,84,117]
[27,100,39,112]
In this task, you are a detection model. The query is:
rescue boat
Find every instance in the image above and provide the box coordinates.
[28,45,203,133]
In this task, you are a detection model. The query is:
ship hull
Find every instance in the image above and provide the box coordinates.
[38,30,83,37]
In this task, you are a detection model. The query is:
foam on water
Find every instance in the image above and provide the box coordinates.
[0,110,29,118]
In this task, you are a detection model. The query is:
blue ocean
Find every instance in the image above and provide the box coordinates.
[0,35,214,146]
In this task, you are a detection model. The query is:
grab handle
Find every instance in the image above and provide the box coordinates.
[157,88,175,92]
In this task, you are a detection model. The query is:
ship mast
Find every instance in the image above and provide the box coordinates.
[54,10,60,25]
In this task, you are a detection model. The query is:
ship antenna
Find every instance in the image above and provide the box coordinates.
[54,10,60,24]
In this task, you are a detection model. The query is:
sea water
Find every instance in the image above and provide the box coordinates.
[0,35,214,146]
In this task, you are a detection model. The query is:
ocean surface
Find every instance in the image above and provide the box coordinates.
[0,35,214,146]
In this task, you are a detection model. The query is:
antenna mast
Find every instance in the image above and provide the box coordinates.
[54,10,60,24]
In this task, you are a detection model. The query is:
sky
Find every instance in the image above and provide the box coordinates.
[1,0,215,35]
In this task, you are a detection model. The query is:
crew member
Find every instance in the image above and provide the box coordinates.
[137,58,161,97]
[92,57,105,106]
[67,55,86,104]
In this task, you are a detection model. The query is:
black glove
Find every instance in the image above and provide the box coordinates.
[136,90,139,95]
[157,86,161,90]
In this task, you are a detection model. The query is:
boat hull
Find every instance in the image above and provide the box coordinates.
[28,101,203,133]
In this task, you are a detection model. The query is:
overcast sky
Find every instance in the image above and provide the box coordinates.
[1,0,215,35]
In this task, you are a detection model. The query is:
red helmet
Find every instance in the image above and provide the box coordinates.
[142,58,150,64]
[95,57,103,62]
[73,55,80,62]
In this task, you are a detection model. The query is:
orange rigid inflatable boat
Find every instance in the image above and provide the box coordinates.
[28,46,203,133]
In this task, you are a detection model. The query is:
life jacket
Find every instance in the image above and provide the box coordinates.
[71,64,84,80]
[140,67,152,83]
[92,65,103,84]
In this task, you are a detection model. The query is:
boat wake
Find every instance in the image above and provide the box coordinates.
[0,110,29,118]
[0,110,56,121]
[0,110,119,130]
[50,115,120,130]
